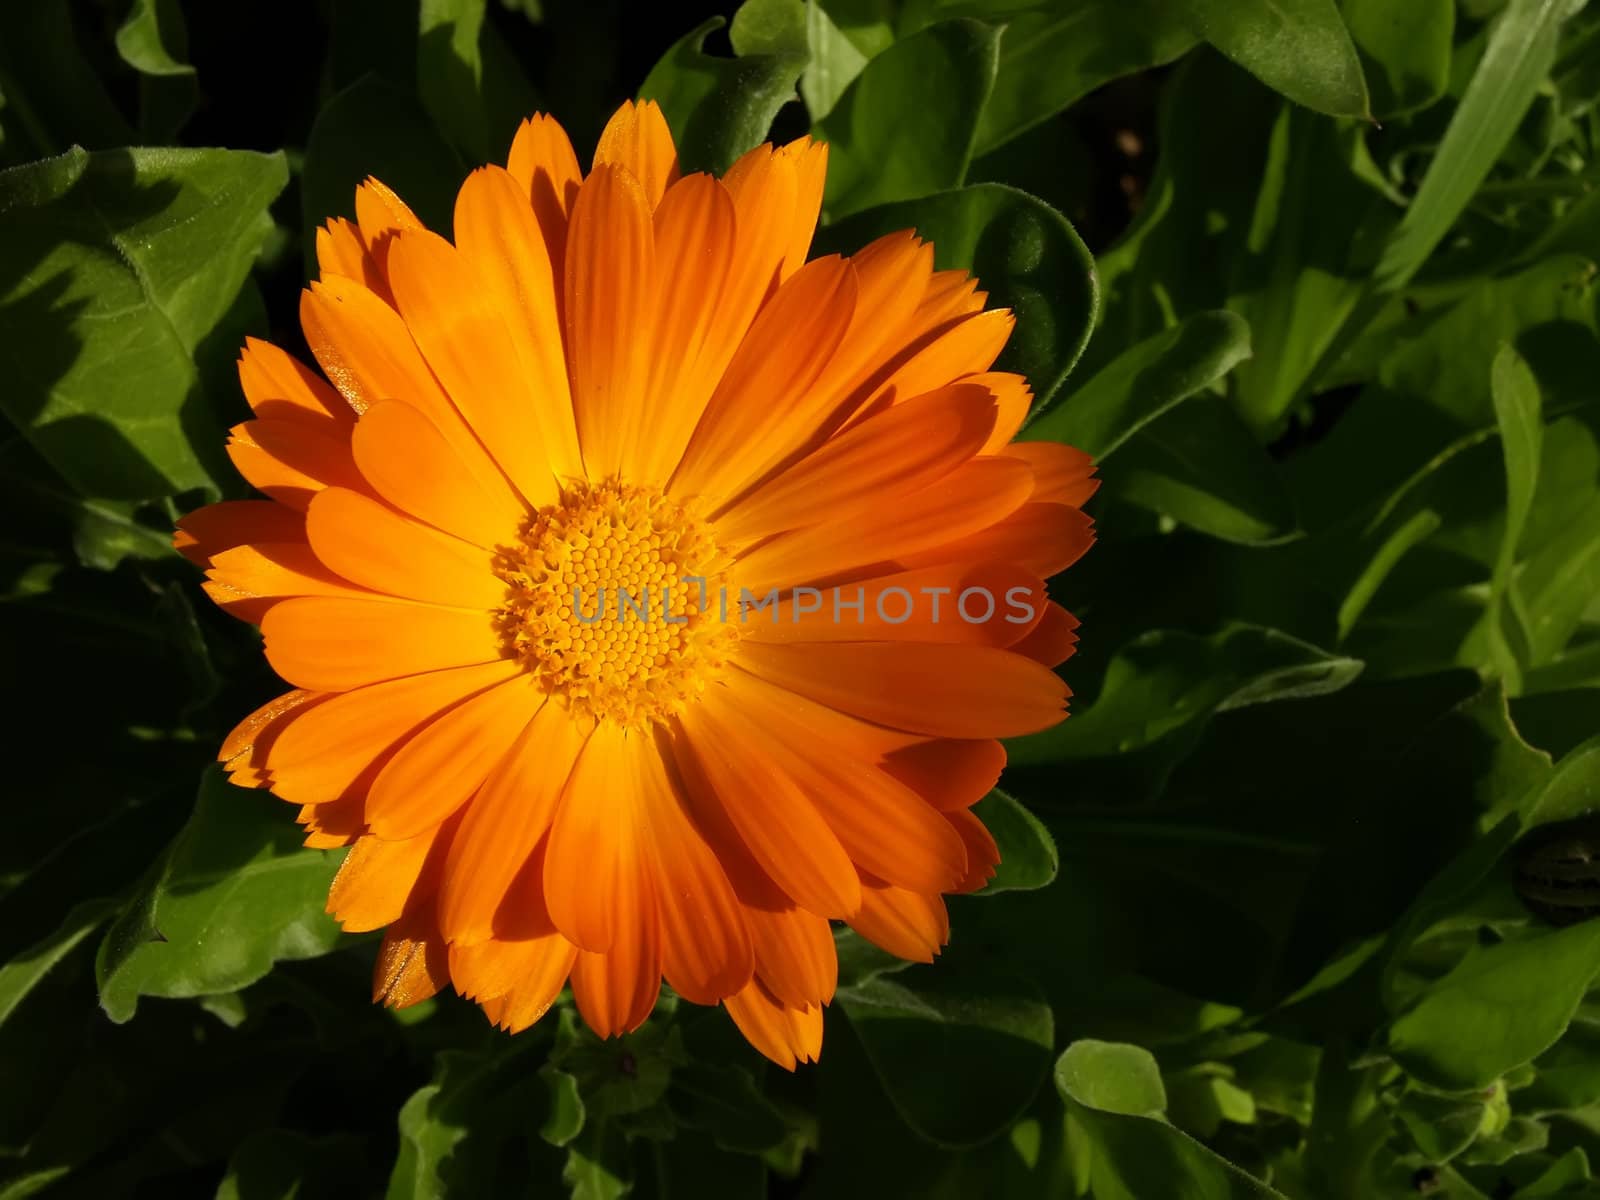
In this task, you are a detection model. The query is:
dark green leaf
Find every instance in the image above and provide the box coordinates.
[0,146,286,501]
[0,898,116,1029]
[970,789,1058,894]
[114,0,197,140]
[974,1,1198,155]
[816,19,999,219]
[563,1121,631,1200]
[800,0,869,120]
[816,183,1097,407]
[838,963,1053,1147]
[94,769,345,1023]
[302,74,465,252]
[1023,310,1251,459]
[418,0,541,164]
[1342,0,1454,117]
[639,17,807,175]
[1374,0,1578,291]
[1182,0,1370,119]
[668,1061,789,1153]
[0,5,133,161]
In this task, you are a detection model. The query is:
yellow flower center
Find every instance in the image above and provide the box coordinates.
[496,481,738,728]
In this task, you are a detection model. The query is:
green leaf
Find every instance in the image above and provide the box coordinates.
[1023,310,1252,459]
[1108,396,1298,544]
[668,1061,789,1153]
[730,0,808,57]
[302,74,466,251]
[639,17,807,176]
[1388,922,1600,1092]
[975,1,1198,156]
[1484,344,1545,688]
[970,789,1058,894]
[563,1121,632,1200]
[839,963,1054,1147]
[816,19,1000,219]
[216,1130,365,1200]
[1054,1040,1168,1117]
[1342,0,1454,117]
[1010,624,1364,771]
[1182,0,1370,119]
[1374,0,1577,292]
[417,0,541,164]
[1336,508,1443,642]
[0,898,116,1029]
[816,183,1097,407]
[552,1010,685,1121]
[94,769,345,1023]
[800,0,869,120]
[0,146,287,501]
[114,0,196,141]
[0,5,133,161]
[1057,1042,1288,1198]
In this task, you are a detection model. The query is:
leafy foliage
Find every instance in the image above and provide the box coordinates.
[4,0,1600,1196]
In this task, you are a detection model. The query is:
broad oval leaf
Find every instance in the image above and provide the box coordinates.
[1182,0,1370,119]
[970,789,1058,895]
[0,146,286,501]
[639,16,807,176]
[839,963,1054,1147]
[1054,1039,1168,1117]
[816,19,1000,219]
[94,768,345,1023]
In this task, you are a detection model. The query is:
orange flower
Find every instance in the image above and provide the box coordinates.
[178,100,1096,1068]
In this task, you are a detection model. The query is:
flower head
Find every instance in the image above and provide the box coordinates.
[178,99,1096,1067]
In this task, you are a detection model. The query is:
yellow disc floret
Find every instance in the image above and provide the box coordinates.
[496,481,738,727]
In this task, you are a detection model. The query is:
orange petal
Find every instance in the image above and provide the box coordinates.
[373,909,450,1008]
[329,821,454,932]
[775,136,827,280]
[1003,440,1099,506]
[725,678,969,894]
[1010,601,1081,669]
[945,807,1000,893]
[898,501,1095,579]
[505,113,582,287]
[718,144,797,324]
[237,338,351,428]
[262,596,503,692]
[851,309,1015,423]
[737,641,1069,738]
[543,721,650,953]
[365,672,542,840]
[299,276,515,507]
[453,165,584,483]
[733,456,1034,592]
[848,881,949,963]
[439,700,588,944]
[451,931,571,1002]
[353,176,423,282]
[676,690,861,919]
[481,935,579,1033]
[739,561,1044,649]
[670,255,858,503]
[219,688,323,784]
[882,738,1006,811]
[226,418,364,512]
[299,794,363,846]
[745,904,837,1009]
[315,217,391,302]
[564,164,656,481]
[205,540,375,623]
[570,920,662,1038]
[725,978,823,1071]
[263,660,517,805]
[974,372,1033,452]
[629,173,737,486]
[304,487,503,608]
[713,383,997,544]
[174,500,303,568]
[350,401,526,550]
[638,731,753,1004]
[593,98,680,209]
[385,227,562,508]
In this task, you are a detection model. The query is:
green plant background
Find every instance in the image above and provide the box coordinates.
[4,0,1600,1196]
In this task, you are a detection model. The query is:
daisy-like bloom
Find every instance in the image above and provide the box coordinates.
[177,100,1096,1068]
